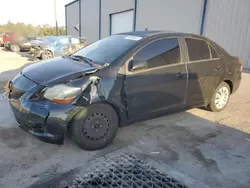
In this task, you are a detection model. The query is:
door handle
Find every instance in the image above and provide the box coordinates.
[176,72,185,78]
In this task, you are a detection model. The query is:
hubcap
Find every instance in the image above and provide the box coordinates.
[83,112,110,140]
[215,86,229,109]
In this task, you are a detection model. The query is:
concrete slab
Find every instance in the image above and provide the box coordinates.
[0,50,250,188]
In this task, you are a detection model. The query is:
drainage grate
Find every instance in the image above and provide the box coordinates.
[69,154,188,188]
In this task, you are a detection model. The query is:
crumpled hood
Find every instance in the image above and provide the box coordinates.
[21,57,97,86]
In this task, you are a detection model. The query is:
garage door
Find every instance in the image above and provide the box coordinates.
[111,10,134,35]
[203,0,250,69]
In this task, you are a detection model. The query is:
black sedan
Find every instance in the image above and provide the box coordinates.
[6,31,242,150]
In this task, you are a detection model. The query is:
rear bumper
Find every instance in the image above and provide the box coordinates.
[9,96,82,144]
[232,71,242,94]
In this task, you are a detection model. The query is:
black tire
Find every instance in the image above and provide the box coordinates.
[71,103,119,150]
[41,50,53,60]
[10,44,20,52]
[207,82,230,112]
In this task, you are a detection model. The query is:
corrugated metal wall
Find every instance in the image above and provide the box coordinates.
[66,1,80,37]
[101,0,134,38]
[204,0,250,69]
[136,0,203,34]
[80,0,99,43]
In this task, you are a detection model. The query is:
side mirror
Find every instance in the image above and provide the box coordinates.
[128,59,147,72]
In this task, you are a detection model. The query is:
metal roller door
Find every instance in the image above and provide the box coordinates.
[110,10,134,35]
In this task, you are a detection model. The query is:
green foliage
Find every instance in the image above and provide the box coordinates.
[0,21,66,37]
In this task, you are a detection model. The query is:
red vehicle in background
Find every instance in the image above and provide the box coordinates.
[0,33,15,46]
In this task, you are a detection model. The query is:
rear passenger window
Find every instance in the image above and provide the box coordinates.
[209,44,219,58]
[185,38,210,61]
[134,38,181,69]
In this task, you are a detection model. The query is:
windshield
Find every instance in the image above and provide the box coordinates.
[74,35,141,65]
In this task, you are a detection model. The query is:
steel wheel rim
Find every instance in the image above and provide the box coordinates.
[215,86,229,109]
[83,112,110,141]
[44,51,52,59]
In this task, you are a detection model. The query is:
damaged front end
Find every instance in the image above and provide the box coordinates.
[7,73,83,144]
[7,64,123,145]
[29,46,44,58]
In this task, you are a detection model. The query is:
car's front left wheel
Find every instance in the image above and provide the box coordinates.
[70,103,119,150]
[207,82,230,112]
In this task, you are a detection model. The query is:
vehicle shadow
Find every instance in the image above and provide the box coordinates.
[17,51,39,61]
[1,47,39,61]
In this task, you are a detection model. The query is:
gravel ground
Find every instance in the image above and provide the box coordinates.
[0,49,250,188]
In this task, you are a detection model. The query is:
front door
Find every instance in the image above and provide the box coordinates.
[124,37,187,120]
[184,37,224,107]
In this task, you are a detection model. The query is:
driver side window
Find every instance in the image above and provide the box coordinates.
[132,38,181,70]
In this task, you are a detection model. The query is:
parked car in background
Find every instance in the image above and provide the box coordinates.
[0,33,15,46]
[6,31,242,150]
[29,36,87,59]
[4,36,37,52]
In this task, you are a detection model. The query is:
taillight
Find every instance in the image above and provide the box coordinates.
[238,60,243,71]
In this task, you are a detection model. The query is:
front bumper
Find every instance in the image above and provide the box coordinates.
[7,74,82,144]
[11,98,81,144]
[9,97,81,144]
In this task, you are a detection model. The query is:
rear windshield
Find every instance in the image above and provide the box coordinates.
[74,35,141,65]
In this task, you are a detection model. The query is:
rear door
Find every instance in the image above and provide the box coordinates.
[124,37,187,120]
[184,37,224,107]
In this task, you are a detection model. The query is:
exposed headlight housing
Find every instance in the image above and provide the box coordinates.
[43,84,81,104]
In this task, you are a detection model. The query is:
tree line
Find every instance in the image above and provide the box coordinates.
[0,21,66,37]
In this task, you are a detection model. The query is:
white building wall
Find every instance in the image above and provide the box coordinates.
[66,0,80,37]
[204,0,250,69]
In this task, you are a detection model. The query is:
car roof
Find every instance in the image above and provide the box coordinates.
[116,30,202,39]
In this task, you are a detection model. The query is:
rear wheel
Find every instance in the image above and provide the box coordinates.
[207,82,230,112]
[71,103,119,150]
[41,50,53,59]
[10,44,20,52]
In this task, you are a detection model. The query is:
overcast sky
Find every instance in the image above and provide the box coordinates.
[0,0,72,26]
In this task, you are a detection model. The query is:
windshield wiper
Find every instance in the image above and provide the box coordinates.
[71,55,103,69]
[63,55,91,65]
[71,55,92,64]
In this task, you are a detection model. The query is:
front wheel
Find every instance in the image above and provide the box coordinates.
[41,50,53,60]
[207,82,230,112]
[71,103,119,150]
